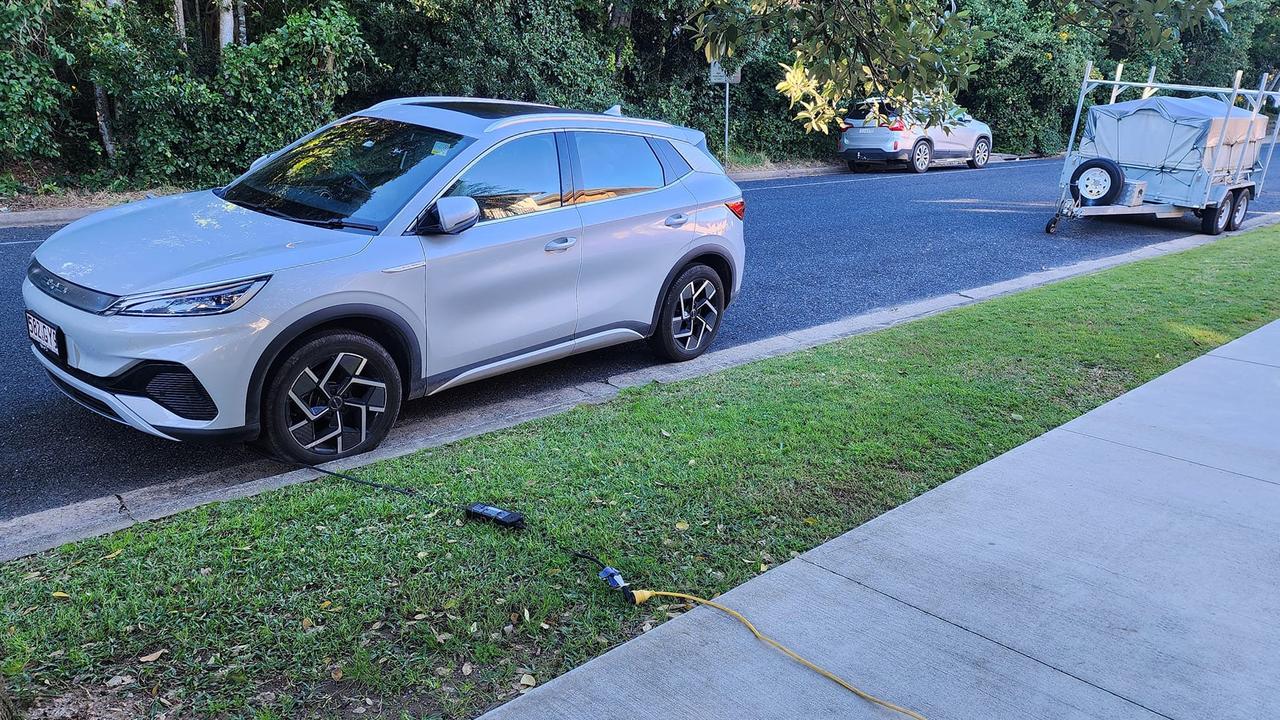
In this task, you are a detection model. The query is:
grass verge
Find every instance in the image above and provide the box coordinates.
[3,225,1280,719]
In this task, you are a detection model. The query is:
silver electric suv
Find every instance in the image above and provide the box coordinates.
[23,98,745,462]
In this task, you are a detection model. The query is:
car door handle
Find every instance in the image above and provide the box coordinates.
[544,236,577,252]
[665,213,689,228]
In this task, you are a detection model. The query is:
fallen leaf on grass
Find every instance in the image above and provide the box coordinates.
[50,591,70,600]
[99,549,123,561]
[104,675,135,688]
[139,649,167,663]
[674,521,689,531]
[331,668,344,681]
[462,663,473,676]
[519,674,536,687]
[301,617,314,630]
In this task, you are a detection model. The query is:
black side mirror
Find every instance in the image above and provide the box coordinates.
[416,196,481,235]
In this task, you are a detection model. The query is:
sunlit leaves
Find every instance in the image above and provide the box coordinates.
[692,0,988,133]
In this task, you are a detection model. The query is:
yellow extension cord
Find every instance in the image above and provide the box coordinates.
[629,590,927,720]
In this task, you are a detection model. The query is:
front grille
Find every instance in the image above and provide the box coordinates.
[142,369,218,421]
[44,357,219,422]
[47,373,123,423]
[28,259,120,313]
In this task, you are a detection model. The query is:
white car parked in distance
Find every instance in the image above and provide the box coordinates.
[24,98,746,462]
[837,100,993,173]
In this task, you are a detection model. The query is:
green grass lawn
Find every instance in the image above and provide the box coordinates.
[4,225,1280,719]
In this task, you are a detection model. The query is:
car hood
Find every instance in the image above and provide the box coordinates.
[33,191,373,296]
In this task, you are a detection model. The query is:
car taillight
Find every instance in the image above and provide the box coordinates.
[882,118,906,132]
[726,199,745,220]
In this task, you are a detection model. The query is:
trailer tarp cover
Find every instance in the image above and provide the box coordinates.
[1078,95,1268,204]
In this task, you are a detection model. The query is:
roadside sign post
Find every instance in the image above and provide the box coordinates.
[709,61,741,165]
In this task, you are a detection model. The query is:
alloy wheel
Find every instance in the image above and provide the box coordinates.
[974,141,989,166]
[286,352,388,455]
[914,144,930,171]
[671,279,719,353]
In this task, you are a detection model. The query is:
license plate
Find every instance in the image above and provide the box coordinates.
[26,310,63,359]
[858,128,874,134]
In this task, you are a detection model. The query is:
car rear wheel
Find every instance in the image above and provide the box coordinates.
[1227,189,1249,231]
[263,330,402,463]
[908,141,931,173]
[649,264,725,362]
[847,160,861,172]
[967,138,990,169]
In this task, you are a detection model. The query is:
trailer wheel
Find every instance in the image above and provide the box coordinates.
[1045,216,1060,234]
[1069,158,1124,207]
[1201,200,1231,236]
[1227,190,1250,231]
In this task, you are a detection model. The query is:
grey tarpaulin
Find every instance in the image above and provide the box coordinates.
[1073,96,1269,206]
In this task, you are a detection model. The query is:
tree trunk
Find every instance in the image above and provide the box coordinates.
[0,676,18,720]
[234,0,246,44]
[218,0,234,50]
[94,83,117,161]
[174,0,187,50]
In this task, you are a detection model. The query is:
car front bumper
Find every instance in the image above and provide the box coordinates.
[23,278,263,441]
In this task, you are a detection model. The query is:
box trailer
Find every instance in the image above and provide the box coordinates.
[1047,62,1280,235]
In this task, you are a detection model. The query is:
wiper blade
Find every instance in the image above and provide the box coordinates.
[312,217,380,232]
[227,198,379,232]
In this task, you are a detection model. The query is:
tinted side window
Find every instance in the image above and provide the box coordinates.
[573,132,664,203]
[445,133,561,222]
[648,137,693,183]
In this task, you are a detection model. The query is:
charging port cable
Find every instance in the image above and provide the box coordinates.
[586,559,926,720]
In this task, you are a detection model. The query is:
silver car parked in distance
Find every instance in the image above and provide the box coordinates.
[837,101,993,173]
[23,98,745,462]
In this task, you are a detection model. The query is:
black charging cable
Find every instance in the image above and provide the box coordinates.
[252,449,526,528]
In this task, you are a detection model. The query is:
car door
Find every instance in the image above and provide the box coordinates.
[569,130,702,340]
[419,131,582,381]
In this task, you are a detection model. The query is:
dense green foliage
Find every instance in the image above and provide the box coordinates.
[0,0,1277,187]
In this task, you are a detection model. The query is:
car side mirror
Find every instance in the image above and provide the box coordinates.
[416,196,481,235]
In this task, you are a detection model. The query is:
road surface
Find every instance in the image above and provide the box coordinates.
[2,157,1276,520]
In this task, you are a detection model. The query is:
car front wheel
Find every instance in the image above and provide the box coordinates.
[967,138,990,169]
[263,330,402,463]
[649,264,725,362]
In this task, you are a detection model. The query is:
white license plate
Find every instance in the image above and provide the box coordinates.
[26,310,62,358]
[858,128,874,134]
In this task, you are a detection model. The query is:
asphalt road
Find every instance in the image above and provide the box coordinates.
[3,157,1277,520]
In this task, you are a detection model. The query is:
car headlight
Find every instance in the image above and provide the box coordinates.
[105,276,270,317]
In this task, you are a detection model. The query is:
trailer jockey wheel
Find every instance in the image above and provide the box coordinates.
[1045,216,1060,234]
[1069,158,1124,207]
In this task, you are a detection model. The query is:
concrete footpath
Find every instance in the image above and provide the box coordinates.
[481,319,1280,720]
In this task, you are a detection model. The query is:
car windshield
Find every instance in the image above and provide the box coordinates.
[220,116,472,229]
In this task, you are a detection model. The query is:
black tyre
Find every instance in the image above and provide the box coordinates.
[846,159,861,172]
[1201,199,1231,236]
[1227,189,1250,231]
[263,330,402,463]
[1069,158,1124,207]
[967,137,991,169]
[908,141,931,173]
[649,264,726,362]
[1045,216,1059,234]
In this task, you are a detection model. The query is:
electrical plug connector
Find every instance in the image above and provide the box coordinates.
[598,566,646,604]
[463,502,525,529]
